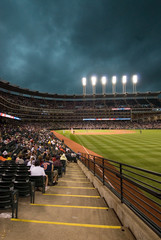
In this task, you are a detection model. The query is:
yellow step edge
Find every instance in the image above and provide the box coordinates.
[43,193,100,198]
[11,219,121,229]
[65,178,87,179]
[65,176,85,177]
[30,203,108,210]
[59,180,90,183]
[52,186,95,189]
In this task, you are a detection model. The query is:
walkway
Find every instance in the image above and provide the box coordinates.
[0,163,135,240]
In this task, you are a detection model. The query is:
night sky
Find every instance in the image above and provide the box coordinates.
[0,0,161,95]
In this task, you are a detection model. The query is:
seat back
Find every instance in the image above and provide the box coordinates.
[2,174,15,182]
[0,181,14,190]
[15,174,29,182]
[14,181,35,203]
[29,176,45,193]
[16,170,29,175]
[0,182,18,218]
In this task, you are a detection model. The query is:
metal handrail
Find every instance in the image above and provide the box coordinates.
[79,152,161,237]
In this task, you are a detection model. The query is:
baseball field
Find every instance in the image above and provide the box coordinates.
[56,129,161,173]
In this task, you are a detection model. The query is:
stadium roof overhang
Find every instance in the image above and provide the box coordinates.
[0,79,160,100]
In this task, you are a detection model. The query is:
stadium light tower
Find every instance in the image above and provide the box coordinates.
[122,75,127,94]
[91,76,97,95]
[101,76,107,95]
[82,77,87,95]
[132,75,138,93]
[112,76,117,94]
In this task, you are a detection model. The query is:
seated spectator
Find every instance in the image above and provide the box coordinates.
[41,156,58,185]
[2,150,8,157]
[38,155,44,166]
[60,153,68,162]
[53,156,63,167]
[30,160,48,190]
[77,152,81,159]
[27,156,36,167]
[6,152,12,161]
[0,155,6,162]
[12,153,17,162]
[52,154,57,162]
[24,155,30,165]
[16,153,24,164]
[53,155,64,174]
[60,153,68,164]
[71,152,77,162]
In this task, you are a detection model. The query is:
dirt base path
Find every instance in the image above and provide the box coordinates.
[52,131,101,157]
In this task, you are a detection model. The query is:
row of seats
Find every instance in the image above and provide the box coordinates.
[0,160,68,218]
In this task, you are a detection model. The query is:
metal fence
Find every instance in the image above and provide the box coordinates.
[79,152,161,237]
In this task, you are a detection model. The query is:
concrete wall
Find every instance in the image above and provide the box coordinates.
[78,160,160,240]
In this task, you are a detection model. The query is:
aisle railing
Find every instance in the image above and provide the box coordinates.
[79,152,161,237]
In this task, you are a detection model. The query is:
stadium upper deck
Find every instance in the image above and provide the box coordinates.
[0,80,161,124]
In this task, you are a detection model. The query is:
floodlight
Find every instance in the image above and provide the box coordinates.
[112,76,117,93]
[91,76,97,86]
[82,77,87,95]
[112,76,117,85]
[122,75,127,84]
[122,75,127,93]
[101,76,107,85]
[91,76,97,94]
[132,75,138,93]
[101,76,107,94]
[132,75,138,84]
[82,77,86,86]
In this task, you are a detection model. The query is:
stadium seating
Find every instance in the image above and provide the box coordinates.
[29,176,46,193]
[0,181,18,218]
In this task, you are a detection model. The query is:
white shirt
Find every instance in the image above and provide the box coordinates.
[30,166,46,176]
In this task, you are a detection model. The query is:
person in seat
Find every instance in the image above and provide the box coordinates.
[30,160,48,190]
[41,156,58,185]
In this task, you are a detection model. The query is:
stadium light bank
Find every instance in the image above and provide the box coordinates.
[132,75,138,93]
[81,74,139,95]
[91,76,97,95]
[82,77,87,95]
[101,76,107,95]
[122,75,127,94]
[112,76,117,94]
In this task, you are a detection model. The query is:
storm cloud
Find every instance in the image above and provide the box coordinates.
[0,0,161,94]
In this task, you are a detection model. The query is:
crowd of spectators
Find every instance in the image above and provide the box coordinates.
[50,120,161,130]
[1,118,161,186]
[0,124,75,190]
[1,90,161,111]
[1,89,161,125]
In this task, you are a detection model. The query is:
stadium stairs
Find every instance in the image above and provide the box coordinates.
[0,163,136,240]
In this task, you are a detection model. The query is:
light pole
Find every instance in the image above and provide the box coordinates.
[122,75,127,94]
[91,76,97,95]
[101,76,107,95]
[112,76,117,94]
[82,77,87,95]
[132,75,138,93]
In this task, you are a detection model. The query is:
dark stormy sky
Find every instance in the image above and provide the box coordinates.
[0,0,161,95]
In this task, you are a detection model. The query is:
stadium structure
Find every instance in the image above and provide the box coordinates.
[0,79,161,128]
[0,79,161,239]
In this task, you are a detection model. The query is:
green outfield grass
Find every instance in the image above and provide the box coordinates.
[56,129,161,173]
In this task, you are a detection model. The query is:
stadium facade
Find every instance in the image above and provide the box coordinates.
[0,80,161,128]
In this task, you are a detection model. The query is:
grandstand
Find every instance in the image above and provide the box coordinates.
[0,79,161,240]
[0,80,161,128]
